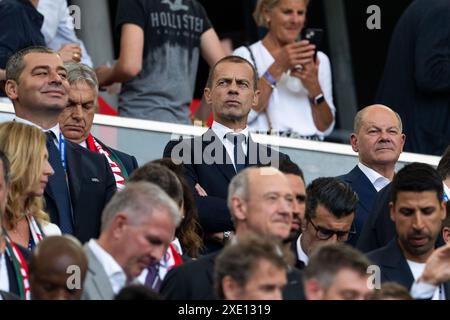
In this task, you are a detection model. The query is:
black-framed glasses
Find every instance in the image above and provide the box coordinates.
[307,218,356,241]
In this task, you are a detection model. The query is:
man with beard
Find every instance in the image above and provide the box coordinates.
[367,163,450,299]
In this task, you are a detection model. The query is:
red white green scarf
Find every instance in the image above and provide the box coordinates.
[4,234,31,300]
[86,134,128,190]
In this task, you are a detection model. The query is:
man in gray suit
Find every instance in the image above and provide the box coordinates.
[82,182,181,300]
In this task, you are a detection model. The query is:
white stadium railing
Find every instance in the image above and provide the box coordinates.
[0,102,440,183]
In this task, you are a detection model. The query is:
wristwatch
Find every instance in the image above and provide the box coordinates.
[311,93,325,105]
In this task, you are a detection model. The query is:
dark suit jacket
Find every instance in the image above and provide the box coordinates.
[5,244,30,298]
[367,239,450,298]
[94,137,139,177]
[160,251,305,300]
[376,0,450,155]
[164,129,290,252]
[44,140,117,243]
[289,237,305,270]
[337,165,378,246]
[357,184,446,253]
[357,184,395,253]
[0,290,19,300]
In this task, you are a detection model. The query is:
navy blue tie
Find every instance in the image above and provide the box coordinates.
[46,131,74,234]
[144,264,161,292]
[225,133,247,173]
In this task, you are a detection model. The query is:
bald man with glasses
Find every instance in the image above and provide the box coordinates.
[294,177,358,269]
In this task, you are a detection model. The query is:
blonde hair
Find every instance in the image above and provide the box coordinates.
[253,0,310,28]
[0,122,50,229]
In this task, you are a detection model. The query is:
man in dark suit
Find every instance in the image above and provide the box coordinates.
[367,163,450,299]
[338,104,404,246]
[58,62,138,190]
[376,0,450,156]
[160,167,304,300]
[293,177,358,269]
[4,46,116,243]
[164,55,289,253]
[357,145,450,253]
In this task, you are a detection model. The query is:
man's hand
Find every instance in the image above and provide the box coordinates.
[58,43,82,62]
[418,242,450,286]
[195,183,208,197]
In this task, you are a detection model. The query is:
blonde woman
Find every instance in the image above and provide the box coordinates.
[233,0,335,140]
[0,122,60,250]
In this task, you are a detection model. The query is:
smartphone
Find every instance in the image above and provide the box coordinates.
[301,28,324,61]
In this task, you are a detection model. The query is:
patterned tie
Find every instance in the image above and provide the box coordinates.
[144,264,161,292]
[46,131,74,234]
[225,133,247,173]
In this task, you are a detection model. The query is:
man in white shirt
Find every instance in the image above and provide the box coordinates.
[164,55,290,254]
[338,104,405,246]
[82,181,181,300]
[295,177,358,269]
[367,163,450,300]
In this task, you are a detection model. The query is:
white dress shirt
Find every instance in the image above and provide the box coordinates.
[357,162,391,192]
[14,117,61,146]
[408,260,445,300]
[211,121,249,170]
[87,239,127,295]
[296,234,309,266]
[0,253,9,293]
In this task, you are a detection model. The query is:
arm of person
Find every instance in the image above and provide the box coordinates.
[291,55,334,132]
[200,28,226,67]
[410,242,450,299]
[96,23,144,87]
[414,4,450,93]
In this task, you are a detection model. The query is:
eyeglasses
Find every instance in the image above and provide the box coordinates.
[307,218,356,241]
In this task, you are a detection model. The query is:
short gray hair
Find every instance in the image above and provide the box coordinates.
[253,0,310,28]
[227,169,251,222]
[5,46,56,82]
[353,105,403,133]
[101,182,181,232]
[64,62,99,94]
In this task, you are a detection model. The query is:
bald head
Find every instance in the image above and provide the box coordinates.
[228,166,294,240]
[29,236,88,300]
[353,105,402,133]
[350,104,405,177]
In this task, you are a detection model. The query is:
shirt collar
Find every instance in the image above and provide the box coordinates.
[296,234,309,266]
[211,121,249,143]
[79,140,87,149]
[357,162,391,192]
[88,239,127,285]
[14,116,61,143]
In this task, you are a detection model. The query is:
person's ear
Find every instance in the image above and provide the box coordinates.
[4,80,19,100]
[350,133,358,152]
[204,87,212,105]
[111,213,128,239]
[443,226,450,244]
[222,276,241,300]
[389,202,395,222]
[304,279,324,300]
[231,196,247,223]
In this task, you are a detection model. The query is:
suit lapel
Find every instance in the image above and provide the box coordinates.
[65,142,82,209]
[379,239,415,289]
[444,281,450,300]
[85,246,115,300]
[348,166,377,213]
[202,129,235,182]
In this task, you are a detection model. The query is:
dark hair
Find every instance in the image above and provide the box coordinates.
[444,201,450,229]
[114,284,162,300]
[278,157,304,182]
[214,233,289,299]
[206,55,258,90]
[305,177,358,220]
[5,46,56,82]
[151,158,204,258]
[368,282,412,300]
[391,162,443,204]
[437,144,450,180]
[129,163,183,208]
[303,243,371,289]
[0,149,11,184]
